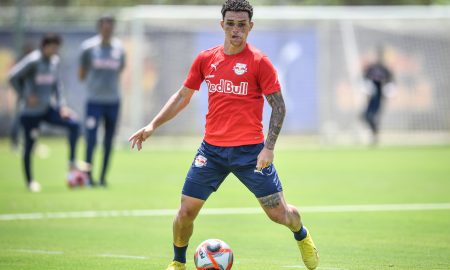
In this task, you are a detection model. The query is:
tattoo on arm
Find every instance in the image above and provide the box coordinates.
[259,193,281,209]
[265,92,286,150]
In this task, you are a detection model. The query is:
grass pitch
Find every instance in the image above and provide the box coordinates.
[0,138,449,270]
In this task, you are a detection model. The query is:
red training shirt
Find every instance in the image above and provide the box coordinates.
[184,43,281,147]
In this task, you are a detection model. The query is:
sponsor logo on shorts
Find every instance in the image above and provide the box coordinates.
[253,164,275,176]
[86,117,97,129]
[194,155,207,168]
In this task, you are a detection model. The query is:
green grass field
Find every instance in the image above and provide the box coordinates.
[0,138,449,270]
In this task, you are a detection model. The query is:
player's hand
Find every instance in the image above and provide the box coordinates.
[59,106,76,119]
[256,146,274,171]
[26,95,39,107]
[128,124,154,151]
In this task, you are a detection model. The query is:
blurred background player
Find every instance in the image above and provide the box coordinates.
[8,33,80,192]
[362,46,395,145]
[129,1,318,269]
[9,42,35,152]
[78,15,126,187]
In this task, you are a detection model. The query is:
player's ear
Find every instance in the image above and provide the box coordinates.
[249,21,254,31]
[220,20,225,30]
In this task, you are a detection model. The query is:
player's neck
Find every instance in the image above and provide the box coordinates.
[101,39,111,46]
[223,42,246,55]
[40,49,52,60]
[100,35,112,46]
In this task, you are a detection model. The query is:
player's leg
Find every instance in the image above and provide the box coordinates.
[174,196,205,246]
[99,102,120,186]
[84,102,101,184]
[20,114,41,191]
[10,111,21,151]
[364,97,381,142]
[167,141,230,270]
[233,164,302,230]
[45,107,80,166]
[232,144,318,269]
[169,194,205,270]
[258,192,318,270]
[372,99,382,138]
[364,105,376,132]
[258,191,301,230]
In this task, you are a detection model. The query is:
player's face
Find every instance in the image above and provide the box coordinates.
[42,43,60,58]
[99,21,114,41]
[221,11,253,47]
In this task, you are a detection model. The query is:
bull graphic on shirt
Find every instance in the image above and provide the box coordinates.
[233,63,247,75]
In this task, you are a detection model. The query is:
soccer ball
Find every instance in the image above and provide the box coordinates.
[194,239,233,270]
[67,169,89,188]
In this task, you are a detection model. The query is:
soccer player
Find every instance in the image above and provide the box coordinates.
[8,33,80,192]
[362,46,395,145]
[79,15,125,187]
[129,1,319,269]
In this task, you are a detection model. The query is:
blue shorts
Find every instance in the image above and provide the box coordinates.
[182,141,283,200]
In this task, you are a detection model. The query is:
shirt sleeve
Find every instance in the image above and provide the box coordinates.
[258,56,281,95]
[8,56,35,97]
[183,52,204,91]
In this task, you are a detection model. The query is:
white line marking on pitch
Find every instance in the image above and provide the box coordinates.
[98,253,149,260]
[9,249,148,260]
[282,266,348,270]
[11,249,64,255]
[5,249,349,269]
[1,203,449,221]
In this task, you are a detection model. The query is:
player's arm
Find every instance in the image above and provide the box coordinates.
[53,60,76,119]
[257,91,286,170]
[9,58,39,106]
[8,57,33,96]
[119,50,126,72]
[78,47,90,81]
[129,86,196,150]
[78,67,87,81]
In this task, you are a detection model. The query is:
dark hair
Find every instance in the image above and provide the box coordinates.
[221,0,253,21]
[41,33,62,48]
[97,14,115,28]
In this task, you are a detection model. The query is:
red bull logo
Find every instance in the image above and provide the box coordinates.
[233,63,247,75]
[194,155,207,168]
[206,79,248,96]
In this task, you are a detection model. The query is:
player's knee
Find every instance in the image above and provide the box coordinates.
[176,207,198,223]
[267,205,299,225]
[288,204,300,219]
[266,208,289,225]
